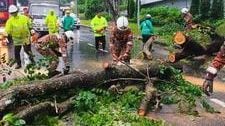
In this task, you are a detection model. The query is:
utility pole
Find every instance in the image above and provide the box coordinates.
[76,0,78,16]
[137,0,140,29]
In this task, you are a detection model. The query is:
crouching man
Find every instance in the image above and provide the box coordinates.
[203,42,225,96]
[110,16,133,64]
[31,30,74,76]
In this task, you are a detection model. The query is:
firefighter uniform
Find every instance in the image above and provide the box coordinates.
[33,33,69,75]
[110,16,133,63]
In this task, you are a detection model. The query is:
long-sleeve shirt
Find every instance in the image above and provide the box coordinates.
[210,42,225,70]
[91,15,108,37]
[140,19,154,35]
[36,34,67,57]
[62,16,74,31]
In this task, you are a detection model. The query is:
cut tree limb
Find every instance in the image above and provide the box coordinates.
[16,97,74,123]
[143,37,158,60]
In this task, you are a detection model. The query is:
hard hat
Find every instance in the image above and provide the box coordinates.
[181,8,189,14]
[146,14,151,18]
[8,5,18,13]
[66,10,70,14]
[64,31,74,42]
[116,16,129,31]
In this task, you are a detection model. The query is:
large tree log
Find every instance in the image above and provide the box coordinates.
[0,62,181,117]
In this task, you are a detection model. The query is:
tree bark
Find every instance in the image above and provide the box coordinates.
[16,97,74,123]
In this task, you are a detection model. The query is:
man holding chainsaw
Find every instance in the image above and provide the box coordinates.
[31,30,74,76]
[110,16,133,64]
[91,11,108,51]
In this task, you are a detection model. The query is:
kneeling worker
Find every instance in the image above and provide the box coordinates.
[31,31,74,76]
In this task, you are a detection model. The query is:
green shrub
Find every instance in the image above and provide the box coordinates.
[73,90,164,126]
[141,6,182,26]
[156,23,183,46]
[186,29,212,47]
[73,91,98,112]
[157,23,183,36]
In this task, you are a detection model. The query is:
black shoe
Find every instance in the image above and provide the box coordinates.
[15,64,22,69]
[63,66,70,75]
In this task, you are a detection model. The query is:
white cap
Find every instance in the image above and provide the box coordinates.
[116,16,129,31]
[181,8,189,14]
[8,5,18,13]
[64,31,74,41]
[146,14,151,18]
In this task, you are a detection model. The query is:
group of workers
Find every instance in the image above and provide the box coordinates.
[5,5,75,76]
[90,11,154,64]
[3,4,225,96]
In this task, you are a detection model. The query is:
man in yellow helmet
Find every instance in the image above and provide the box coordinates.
[45,10,59,34]
[5,5,34,69]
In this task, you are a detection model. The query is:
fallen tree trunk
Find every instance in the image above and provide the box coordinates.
[0,62,181,117]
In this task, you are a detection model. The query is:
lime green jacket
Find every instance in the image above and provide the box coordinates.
[5,14,31,46]
[91,15,108,37]
[45,11,59,34]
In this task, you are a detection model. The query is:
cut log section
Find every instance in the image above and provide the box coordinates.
[173,31,186,45]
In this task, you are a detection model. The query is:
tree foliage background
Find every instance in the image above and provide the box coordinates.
[84,0,105,19]
[127,0,136,18]
[211,0,224,19]
[190,0,200,16]
[200,0,211,19]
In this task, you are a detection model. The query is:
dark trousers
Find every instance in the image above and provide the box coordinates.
[95,36,106,50]
[15,44,34,65]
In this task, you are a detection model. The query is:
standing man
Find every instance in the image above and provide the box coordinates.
[202,42,225,96]
[62,10,74,31]
[45,10,59,34]
[110,16,133,64]
[91,11,108,51]
[140,14,154,50]
[5,5,34,69]
[181,8,193,30]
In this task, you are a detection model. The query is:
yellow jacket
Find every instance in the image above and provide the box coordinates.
[45,10,58,34]
[91,15,108,37]
[5,14,31,46]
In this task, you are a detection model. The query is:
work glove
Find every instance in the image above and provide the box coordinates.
[202,79,213,96]
[202,66,217,96]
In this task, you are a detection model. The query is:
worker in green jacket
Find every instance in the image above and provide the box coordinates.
[62,10,75,31]
[140,14,154,49]
[5,5,34,69]
[45,10,59,34]
[91,12,108,51]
